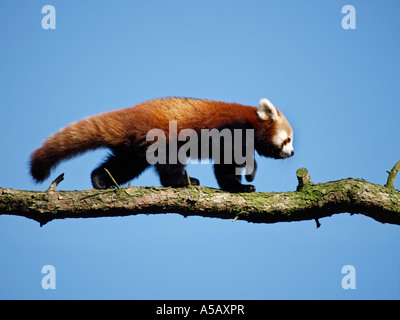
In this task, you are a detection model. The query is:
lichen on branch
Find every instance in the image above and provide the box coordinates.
[0,162,399,227]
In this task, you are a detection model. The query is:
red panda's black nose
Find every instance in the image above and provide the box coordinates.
[291,150,294,156]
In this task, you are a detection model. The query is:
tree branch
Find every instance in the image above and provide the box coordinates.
[1,163,399,227]
[385,160,400,189]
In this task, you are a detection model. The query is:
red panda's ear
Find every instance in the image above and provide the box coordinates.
[257,98,278,121]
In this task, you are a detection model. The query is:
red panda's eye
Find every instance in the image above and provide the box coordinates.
[287,137,291,143]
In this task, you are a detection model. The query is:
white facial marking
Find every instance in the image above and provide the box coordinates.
[273,129,294,158]
[281,140,294,158]
[272,130,288,147]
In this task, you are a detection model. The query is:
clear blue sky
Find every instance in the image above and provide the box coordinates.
[0,0,399,299]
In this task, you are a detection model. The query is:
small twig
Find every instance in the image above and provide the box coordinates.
[385,160,400,189]
[47,173,64,192]
[296,168,313,191]
[104,168,120,189]
[314,218,321,229]
[184,169,191,186]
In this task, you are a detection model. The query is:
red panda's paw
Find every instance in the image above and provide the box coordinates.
[223,184,256,193]
[240,184,256,193]
[189,177,200,186]
[91,168,115,189]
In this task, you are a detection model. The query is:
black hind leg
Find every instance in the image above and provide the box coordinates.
[156,163,199,187]
[214,164,255,193]
[91,152,149,189]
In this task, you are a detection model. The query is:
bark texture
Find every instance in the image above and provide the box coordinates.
[0,164,399,227]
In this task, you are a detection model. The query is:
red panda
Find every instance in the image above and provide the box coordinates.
[30,97,294,192]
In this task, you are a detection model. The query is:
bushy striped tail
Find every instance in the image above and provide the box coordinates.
[30,110,129,183]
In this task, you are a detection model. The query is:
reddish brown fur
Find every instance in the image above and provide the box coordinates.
[30,97,282,182]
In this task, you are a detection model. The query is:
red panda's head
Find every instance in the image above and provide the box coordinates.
[254,98,294,159]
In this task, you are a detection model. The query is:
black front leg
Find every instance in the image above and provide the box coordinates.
[245,158,257,182]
